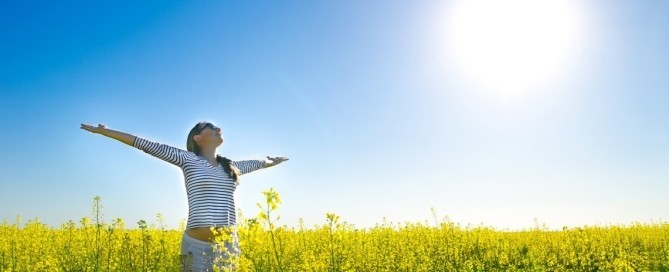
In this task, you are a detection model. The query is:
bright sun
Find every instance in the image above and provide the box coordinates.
[445,0,586,95]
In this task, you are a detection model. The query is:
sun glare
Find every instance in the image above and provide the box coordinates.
[444,0,586,96]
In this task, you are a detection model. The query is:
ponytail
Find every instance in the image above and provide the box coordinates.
[216,155,240,182]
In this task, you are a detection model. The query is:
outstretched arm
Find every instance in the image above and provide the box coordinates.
[232,156,288,176]
[81,124,135,146]
[264,156,289,168]
[80,123,191,167]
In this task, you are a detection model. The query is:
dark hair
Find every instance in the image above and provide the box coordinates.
[187,122,240,182]
[216,155,239,182]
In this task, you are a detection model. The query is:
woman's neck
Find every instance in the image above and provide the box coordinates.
[198,147,217,162]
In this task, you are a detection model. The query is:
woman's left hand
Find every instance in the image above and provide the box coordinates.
[266,156,289,167]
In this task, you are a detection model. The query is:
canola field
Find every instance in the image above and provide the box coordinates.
[1,191,668,271]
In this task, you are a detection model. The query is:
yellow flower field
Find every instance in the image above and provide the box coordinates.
[1,190,668,271]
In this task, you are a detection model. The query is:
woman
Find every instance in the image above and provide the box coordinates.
[80,122,288,271]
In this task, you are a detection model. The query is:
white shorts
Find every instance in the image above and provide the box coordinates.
[180,231,240,272]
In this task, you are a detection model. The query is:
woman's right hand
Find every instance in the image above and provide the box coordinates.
[80,123,136,146]
[80,123,108,134]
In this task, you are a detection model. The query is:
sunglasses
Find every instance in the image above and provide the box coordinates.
[194,122,219,134]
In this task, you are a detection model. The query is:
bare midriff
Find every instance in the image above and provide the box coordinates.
[185,227,233,242]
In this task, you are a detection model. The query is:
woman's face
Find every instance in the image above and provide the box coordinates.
[195,123,224,147]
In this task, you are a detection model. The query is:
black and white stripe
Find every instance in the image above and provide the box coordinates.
[133,137,266,228]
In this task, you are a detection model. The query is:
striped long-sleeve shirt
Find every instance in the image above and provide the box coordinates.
[133,137,265,229]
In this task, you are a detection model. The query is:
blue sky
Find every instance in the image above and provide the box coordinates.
[1,0,667,230]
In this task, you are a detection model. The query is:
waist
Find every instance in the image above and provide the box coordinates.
[185,227,235,242]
